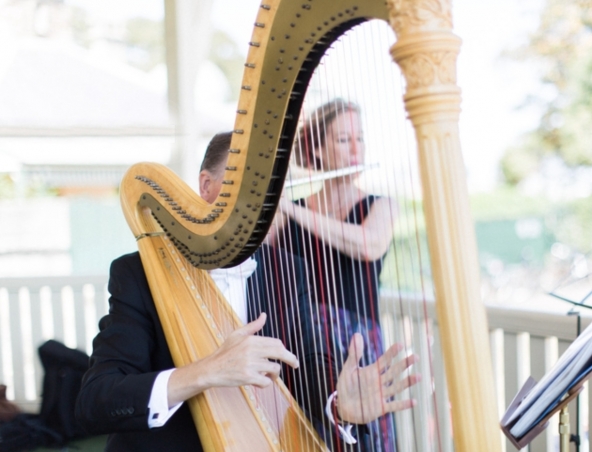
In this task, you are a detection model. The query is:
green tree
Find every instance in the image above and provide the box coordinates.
[0,174,15,199]
[500,0,592,183]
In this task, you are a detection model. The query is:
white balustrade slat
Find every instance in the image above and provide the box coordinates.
[83,284,98,355]
[0,288,14,400]
[11,288,26,404]
[0,276,108,412]
[0,279,590,452]
[29,287,45,403]
[432,323,453,452]
[544,336,559,452]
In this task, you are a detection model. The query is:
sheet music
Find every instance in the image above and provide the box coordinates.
[503,321,592,438]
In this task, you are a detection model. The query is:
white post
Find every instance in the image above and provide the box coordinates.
[164,0,214,189]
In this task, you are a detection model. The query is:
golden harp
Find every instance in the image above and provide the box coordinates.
[120,0,502,450]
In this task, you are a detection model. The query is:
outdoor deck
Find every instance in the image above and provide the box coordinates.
[1,276,590,452]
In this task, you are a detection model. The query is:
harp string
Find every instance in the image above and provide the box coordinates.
[256,20,436,450]
[348,23,400,446]
[256,243,302,445]
[376,35,441,449]
[354,24,400,446]
[245,233,320,449]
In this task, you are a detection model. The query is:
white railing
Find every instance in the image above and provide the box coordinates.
[1,276,590,452]
[0,275,109,412]
[380,292,592,452]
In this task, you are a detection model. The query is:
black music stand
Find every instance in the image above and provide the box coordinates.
[501,262,592,450]
[547,267,592,452]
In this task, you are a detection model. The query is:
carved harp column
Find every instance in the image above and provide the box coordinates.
[387,1,501,451]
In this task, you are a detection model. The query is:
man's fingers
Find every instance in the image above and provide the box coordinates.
[239,335,299,369]
[245,361,286,388]
[258,361,282,380]
[235,312,267,336]
[259,342,299,369]
[279,350,299,369]
[248,373,273,388]
[228,316,299,369]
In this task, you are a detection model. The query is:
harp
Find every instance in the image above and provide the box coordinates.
[119,0,502,451]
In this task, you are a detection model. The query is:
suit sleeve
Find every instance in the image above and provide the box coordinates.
[75,254,166,434]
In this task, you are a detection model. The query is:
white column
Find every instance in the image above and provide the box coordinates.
[164,0,214,189]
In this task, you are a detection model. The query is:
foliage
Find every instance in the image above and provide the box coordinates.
[382,189,591,293]
[549,195,592,252]
[500,135,545,186]
[0,174,15,199]
[69,7,92,49]
[382,198,430,293]
[0,174,60,199]
[471,186,591,255]
[500,0,592,184]
[25,176,59,198]
[470,186,551,220]
[67,6,165,72]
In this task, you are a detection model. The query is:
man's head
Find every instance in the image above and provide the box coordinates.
[199,131,232,203]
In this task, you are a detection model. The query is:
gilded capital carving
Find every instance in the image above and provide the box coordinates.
[396,49,457,89]
[387,0,460,125]
[387,0,453,37]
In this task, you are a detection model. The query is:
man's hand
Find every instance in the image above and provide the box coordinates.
[168,313,298,406]
[202,313,299,387]
[335,333,420,424]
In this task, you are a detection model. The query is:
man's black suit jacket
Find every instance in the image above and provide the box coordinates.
[75,245,347,451]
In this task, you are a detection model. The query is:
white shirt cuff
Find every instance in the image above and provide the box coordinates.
[325,391,357,444]
[148,369,183,428]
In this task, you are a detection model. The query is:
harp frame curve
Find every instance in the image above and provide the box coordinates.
[121,0,390,270]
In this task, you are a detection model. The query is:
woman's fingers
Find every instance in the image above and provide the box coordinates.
[380,373,421,401]
[378,342,405,369]
[385,397,417,413]
[342,332,365,373]
[378,353,421,395]
[380,352,418,382]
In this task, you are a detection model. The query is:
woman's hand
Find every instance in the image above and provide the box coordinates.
[335,333,420,424]
[167,313,298,406]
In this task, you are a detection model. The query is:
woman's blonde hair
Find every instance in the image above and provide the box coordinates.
[294,98,360,170]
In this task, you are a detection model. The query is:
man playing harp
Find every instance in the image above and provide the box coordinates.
[75,132,420,451]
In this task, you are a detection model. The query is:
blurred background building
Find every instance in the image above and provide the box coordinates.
[0,0,590,306]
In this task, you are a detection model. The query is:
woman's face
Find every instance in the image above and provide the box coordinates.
[316,110,364,171]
